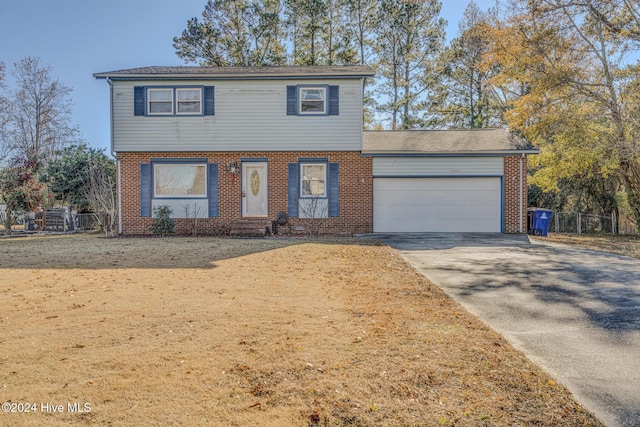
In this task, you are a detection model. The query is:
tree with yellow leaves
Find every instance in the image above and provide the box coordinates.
[486,0,640,229]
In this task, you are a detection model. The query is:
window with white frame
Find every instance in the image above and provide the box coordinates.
[300,163,326,197]
[176,88,202,114]
[299,87,326,114]
[154,163,207,198]
[147,88,173,115]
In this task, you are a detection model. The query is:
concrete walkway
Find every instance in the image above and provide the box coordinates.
[369,233,640,427]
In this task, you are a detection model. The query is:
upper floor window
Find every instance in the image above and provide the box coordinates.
[299,87,326,115]
[287,85,339,116]
[135,86,213,116]
[148,88,173,115]
[176,88,202,114]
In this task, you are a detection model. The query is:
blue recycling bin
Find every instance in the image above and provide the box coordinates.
[528,208,553,236]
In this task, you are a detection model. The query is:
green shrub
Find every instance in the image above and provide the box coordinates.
[150,205,175,237]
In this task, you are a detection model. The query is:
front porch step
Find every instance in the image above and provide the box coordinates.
[229,219,271,237]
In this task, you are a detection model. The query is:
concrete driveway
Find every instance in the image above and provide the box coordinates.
[370,233,640,427]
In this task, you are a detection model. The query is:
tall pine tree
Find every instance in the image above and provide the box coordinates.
[285,0,327,65]
[173,0,287,66]
[344,0,378,65]
[373,0,445,129]
[428,2,503,129]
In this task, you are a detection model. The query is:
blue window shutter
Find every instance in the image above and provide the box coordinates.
[287,163,299,217]
[208,163,219,217]
[140,163,151,217]
[204,86,215,115]
[328,85,339,116]
[286,86,297,115]
[328,163,339,217]
[134,87,145,116]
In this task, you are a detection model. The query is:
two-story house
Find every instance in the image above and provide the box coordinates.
[94,65,536,236]
[94,66,376,235]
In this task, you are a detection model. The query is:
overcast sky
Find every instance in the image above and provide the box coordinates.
[0,0,496,154]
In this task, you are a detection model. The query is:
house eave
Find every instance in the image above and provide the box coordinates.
[94,75,372,81]
[361,150,540,157]
[93,66,375,81]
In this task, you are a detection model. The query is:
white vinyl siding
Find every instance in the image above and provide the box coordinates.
[111,79,363,152]
[298,198,329,219]
[373,177,502,233]
[373,157,503,177]
[151,199,208,219]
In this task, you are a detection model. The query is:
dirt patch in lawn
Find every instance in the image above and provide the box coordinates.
[0,235,601,426]
[533,233,640,259]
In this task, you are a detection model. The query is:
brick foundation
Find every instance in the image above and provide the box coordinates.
[117,151,373,236]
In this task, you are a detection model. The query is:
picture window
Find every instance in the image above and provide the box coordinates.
[154,164,207,198]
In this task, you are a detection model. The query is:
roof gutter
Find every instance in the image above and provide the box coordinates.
[360,150,540,157]
[93,73,375,81]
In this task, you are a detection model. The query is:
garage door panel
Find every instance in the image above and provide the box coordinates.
[373,178,501,233]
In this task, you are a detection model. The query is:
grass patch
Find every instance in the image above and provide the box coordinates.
[534,233,640,259]
[0,235,601,426]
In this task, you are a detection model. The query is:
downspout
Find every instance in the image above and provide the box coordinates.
[106,77,123,235]
[519,153,524,233]
[117,159,122,235]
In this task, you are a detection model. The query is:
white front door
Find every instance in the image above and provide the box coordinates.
[242,162,268,217]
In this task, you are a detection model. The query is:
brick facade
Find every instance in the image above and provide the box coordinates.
[503,155,529,234]
[117,151,373,236]
[117,151,528,236]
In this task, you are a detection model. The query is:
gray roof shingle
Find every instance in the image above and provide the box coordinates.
[94,65,375,79]
[362,129,537,155]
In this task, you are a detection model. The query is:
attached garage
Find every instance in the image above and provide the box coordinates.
[363,129,538,234]
[374,177,501,233]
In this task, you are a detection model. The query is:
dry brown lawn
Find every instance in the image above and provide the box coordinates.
[0,234,601,426]
[533,233,640,259]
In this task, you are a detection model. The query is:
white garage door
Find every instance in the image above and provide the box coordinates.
[373,178,502,233]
